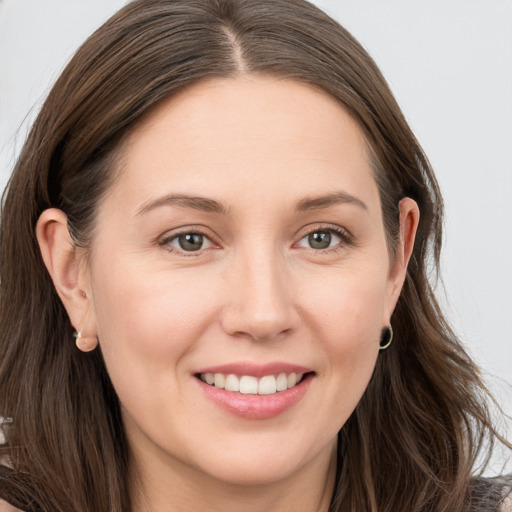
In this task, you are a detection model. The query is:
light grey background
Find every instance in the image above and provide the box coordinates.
[1,0,511,466]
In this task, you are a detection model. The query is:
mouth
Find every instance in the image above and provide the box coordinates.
[194,366,315,419]
[197,371,308,395]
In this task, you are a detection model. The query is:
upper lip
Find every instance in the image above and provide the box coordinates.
[195,362,313,378]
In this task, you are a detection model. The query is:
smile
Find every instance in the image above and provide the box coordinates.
[195,363,314,419]
[198,372,305,395]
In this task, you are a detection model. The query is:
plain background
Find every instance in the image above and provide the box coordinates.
[0,0,511,469]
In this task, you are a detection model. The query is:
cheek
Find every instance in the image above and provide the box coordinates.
[297,262,387,399]
[299,261,389,344]
[88,258,221,374]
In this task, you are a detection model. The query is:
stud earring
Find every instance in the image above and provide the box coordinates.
[73,330,98,352]
[379,325,393,350]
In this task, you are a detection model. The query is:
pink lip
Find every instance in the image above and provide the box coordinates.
[195,362,312,378]
[195,366,314,420]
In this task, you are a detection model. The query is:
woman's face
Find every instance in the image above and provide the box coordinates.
[79,77,412,488]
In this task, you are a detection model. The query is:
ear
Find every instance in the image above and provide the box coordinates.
[36,208,98,351]
[385,197,420,318]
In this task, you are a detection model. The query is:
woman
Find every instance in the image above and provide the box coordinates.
[0,0,510,511]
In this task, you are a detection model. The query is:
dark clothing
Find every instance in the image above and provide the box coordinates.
[0,463,511,512]
[0,466,41,512]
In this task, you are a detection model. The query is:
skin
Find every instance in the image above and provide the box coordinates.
[37,76,419,512]
[0,499,22,512]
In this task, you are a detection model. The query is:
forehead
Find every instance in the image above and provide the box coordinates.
[106,76,379,214]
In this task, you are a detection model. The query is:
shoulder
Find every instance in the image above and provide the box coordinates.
[471,474,512,512]
[493,474,512,512]
[0,466,26,512]
[487,474,512,512]
[0,498,23,512]
[501,485,512,512]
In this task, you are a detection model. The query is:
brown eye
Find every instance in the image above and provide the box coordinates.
[177,233,204,251]
[296,228,346,251]
[164,232,212,253]
[307,231,332,249]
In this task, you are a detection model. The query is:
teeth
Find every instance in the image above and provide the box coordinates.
[277,373,288,391]
[225,374,240,392]
[240,375,258,394]
[258,375,276,395]
[214,373,225,389]
[200,371,305,395]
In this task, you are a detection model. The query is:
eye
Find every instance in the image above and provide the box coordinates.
[296,228,346,250]
[164,232,214,253]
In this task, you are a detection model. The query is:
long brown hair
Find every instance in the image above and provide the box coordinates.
[0,1,509,511]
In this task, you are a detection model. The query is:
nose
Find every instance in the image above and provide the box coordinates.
[220,247,298,342]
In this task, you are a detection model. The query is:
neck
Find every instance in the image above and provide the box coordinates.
[129,439,337,512]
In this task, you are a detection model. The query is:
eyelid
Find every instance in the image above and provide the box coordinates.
[156,223,354,256]
[294,223,354,250]
[158,225,220,255]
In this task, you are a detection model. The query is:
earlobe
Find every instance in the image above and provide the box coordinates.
[36,209,97,345]
[73,330,99,352]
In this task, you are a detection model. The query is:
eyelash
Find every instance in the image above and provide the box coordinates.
[158,224,353,256]
[295,224,354,254]
[159,226,216,257]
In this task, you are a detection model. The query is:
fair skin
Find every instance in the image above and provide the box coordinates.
[37,76,419,512]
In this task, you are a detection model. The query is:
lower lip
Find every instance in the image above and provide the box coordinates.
[196,374,313,420]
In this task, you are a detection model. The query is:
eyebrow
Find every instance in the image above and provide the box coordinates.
[296,192,368,212]
[135,190,367,217]
[136,194,230,216]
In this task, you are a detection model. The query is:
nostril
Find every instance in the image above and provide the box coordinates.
[219,278,299,340]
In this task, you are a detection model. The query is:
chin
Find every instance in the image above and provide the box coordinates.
[188,433,335,489]
[198,457,304,487]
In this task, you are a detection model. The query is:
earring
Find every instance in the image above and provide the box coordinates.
[379,325,393,350]
[73,330,98,352]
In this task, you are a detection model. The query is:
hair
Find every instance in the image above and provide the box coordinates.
[0,1,510,511]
